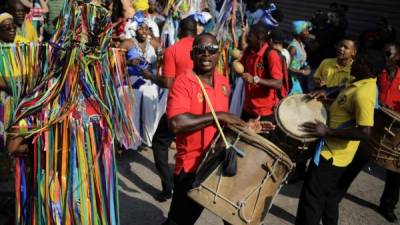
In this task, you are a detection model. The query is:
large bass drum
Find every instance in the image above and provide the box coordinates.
[188,125,293,225]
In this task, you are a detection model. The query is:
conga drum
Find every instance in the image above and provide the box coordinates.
[363,107,400,173]
[188,125,293,225]
[274,94,328,161]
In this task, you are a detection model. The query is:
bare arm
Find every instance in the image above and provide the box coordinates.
[120,0,135,18]
[169,112,246,134]
[241,73,283,89]
[288,46,311,76]
[301,121,371,141]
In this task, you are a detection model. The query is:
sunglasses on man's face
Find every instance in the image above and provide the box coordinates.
[193,44,219,55]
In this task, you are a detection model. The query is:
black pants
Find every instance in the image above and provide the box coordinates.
[163,171,232,225]
[338,150,368,198]
[296,158,346,225]
[338,149,400,211]
[152,114,174,194]
[380,170,400,210]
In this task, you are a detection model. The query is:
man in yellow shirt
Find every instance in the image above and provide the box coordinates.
[314,38,357,88]
[289,38,358,184]
[295,49,386,225]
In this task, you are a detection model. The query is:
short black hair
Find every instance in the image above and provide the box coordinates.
[357,49,386,76]
[193,32,218,47]
[340,36,359,50]
[270,29,286,44]
[179,16,197,36]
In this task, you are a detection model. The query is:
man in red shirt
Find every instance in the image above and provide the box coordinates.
[163,33,273,225]
[338,43,400,223]
[240,23,286,137]
[142,17,197,202]
[375,43,400,223]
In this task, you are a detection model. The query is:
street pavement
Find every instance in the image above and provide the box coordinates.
[118,149,400,225]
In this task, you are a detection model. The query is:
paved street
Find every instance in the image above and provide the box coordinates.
[118,149,400,225]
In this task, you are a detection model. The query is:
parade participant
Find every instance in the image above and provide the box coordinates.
[288,20,312,94]
[0,12,31,225]
[289,37,358,184]
[269,29,291,68]
[314,38,358,88]
[163,32,274,225]
[240,23,286,137]
[337,43,400,223]
[144,16,197,202]
[129,0,160,49]
[5,0,39,42]
[120,11,164,150]
[296,49,386,225]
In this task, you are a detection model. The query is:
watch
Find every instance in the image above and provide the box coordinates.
[253,75,260,84]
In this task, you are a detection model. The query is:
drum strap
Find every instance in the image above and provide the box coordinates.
[194,74,230,148]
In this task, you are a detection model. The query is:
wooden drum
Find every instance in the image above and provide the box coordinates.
[363,107,400,173]
[188,125,293,225]
[274,94,328,160]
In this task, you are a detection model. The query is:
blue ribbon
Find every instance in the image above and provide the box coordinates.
[261,3,279,29]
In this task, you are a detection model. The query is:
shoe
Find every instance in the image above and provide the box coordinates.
[155,191,172,202]
[378,206,398,223]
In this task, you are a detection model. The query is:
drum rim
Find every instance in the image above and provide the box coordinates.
[274,94,327,142]
[380,106,400,120]
[226,124,294,170]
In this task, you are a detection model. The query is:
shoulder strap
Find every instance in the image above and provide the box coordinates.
[195,75,230,149]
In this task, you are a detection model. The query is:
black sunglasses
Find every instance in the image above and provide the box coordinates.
[193,44,219,55]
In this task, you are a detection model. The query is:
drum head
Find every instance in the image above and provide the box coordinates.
[275,94,328,142]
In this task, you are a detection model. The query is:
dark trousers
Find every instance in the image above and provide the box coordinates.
[152,114,174,194]
[338,150,368,198]
[380,170,400,210]
[338,149,400,211]
[163,171,232,225]
[296,158,346,225]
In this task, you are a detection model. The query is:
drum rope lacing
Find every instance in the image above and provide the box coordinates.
[375,119,400,168]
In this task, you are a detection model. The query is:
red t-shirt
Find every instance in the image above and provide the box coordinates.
[166,70,230,174]
[162,37,195,78]
[241,43,284,116]
[378,66,400,112]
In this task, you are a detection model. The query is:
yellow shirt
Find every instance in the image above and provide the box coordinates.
[16,20,39,42]
[313,58,354,87]
[321,78,377,167]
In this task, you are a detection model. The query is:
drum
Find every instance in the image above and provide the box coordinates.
[274,94,328,160]
[188,125,293,225]
[363,107,400,173]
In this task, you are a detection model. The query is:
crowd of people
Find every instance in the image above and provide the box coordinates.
[0,0,399,225]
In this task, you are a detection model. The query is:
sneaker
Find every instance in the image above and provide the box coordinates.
[378,206,398,223]
[155,191,172,202]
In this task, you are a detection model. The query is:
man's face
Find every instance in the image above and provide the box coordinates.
[9,2,28,26]
[246,29,259,50]
[0,18,17,43]
[135,25,149,42]
[192,36,220,74]
[384,45,399,67]
[148,2,157,13]
[336,40,356,60]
